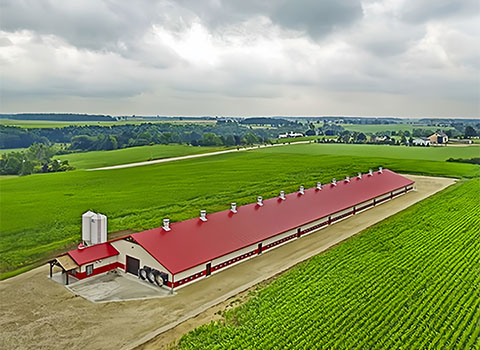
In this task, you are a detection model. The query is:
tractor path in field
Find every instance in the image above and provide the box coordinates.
[0,175,455,350]
[87,141,311,171]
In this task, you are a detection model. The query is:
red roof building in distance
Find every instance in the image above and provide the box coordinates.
[54,168,414,289]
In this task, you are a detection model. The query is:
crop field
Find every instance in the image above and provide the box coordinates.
[260,143,480,162]
[1,144,478,278]
[0,118,216,129]
[178,179,480,349]
[340,123,454,133]
[55,144,226,169]
[0,148,27,155]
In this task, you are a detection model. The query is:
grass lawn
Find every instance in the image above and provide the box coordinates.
[340,123,454,133]
[0,143,478,278]
[0,148,28,155]
[55,144,227,169]
[179,179,480,349]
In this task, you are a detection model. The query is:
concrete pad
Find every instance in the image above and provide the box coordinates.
[67,270,172,303]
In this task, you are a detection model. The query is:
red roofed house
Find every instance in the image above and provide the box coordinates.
[50,168,414,289]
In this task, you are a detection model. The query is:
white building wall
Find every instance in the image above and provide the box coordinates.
[331,207,354,219]
[262,228,296,246]
[302,216,329,231]
[78,255,117,273]
[212,243,258,266]
[175,264,207,281]
[111,239,172,279]
[393,187,406,195]
[376,193,391,202]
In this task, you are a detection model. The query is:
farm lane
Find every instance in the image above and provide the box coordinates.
[0,175,455,350]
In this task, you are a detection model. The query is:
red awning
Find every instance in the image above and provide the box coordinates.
[68,242,119,265]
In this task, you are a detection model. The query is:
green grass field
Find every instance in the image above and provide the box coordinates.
[179,179,480,349]
[0,148,27,155]
[261,143,480,162]
[0,143,479,278]
[340,123,453,133]
[0,118,216,128]
[55,144,226,169]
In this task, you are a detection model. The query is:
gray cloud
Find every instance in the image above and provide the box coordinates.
[0,0,478,117]
[399,0,479,23]
[271,0,363,38]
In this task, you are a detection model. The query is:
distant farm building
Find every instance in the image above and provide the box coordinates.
[278,132,304,139]
[412,138,430,146]
[429,132,448,145]
[51,169,414,290]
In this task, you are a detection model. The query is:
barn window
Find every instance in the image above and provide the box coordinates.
[86,264,93,276]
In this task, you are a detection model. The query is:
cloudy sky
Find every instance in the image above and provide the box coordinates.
[0,0,479,117]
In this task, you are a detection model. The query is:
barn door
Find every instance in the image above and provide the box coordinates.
[126,256,140,276]
[206,263,211,276]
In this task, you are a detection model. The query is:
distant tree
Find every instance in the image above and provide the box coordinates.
[244,132,259,145]
[357,133,367,143]
[464,126,477,138]
[224,135,236,146]
[198,133,223,146]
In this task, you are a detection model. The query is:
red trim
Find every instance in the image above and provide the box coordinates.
[70,262,124,280]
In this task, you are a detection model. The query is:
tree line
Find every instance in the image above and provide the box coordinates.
[0,144,73,175]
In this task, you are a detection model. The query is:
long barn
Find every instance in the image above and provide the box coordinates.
[51,168,414,290]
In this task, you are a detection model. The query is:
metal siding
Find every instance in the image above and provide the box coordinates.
[111,239,172,280]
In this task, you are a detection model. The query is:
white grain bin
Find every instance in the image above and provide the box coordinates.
[91,213,107,245]
[82,211,96,245]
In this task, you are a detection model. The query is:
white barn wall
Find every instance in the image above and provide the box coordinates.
[302,216,329,231]
[175,264,207,281]
[212,243,258,267]
[111,239,172,280]
[262,228,296,246]
[77,255,117,273]
[332,207,353,219]
[376,193,391,202]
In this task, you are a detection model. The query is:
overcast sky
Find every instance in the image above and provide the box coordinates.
[0,0,479,117]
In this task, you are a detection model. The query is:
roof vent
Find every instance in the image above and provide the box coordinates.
[378,166,383,173]
[345,176,350,183]
[279,191,286,200]
[257,196,264,206]
[357,172,362,179]
[231,202,237,213]
[316,182,322,190]
[368,169,373,176]
[162,218,171,231]
[200,210,207,222]
[299,185,305,195]
[331,178,337,186]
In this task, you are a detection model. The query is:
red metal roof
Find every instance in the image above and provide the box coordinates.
[68,242,119,265]
[131,169,414,274]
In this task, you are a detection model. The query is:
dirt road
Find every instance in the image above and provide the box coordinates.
[0,175,455,350]
[88,141,311,171]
